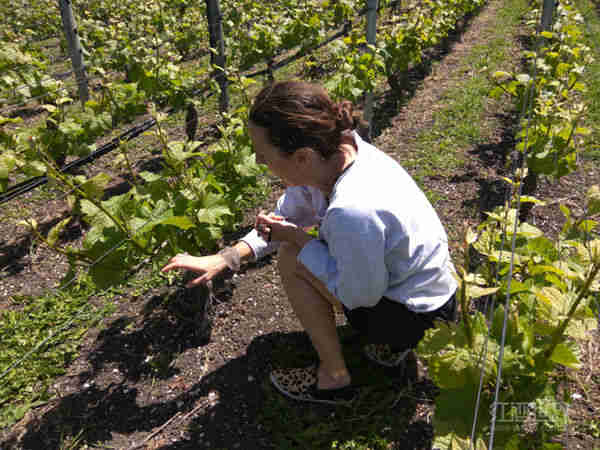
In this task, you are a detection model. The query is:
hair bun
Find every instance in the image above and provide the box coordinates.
[335,101,354,131]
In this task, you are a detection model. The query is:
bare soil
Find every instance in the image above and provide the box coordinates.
[1,0,599,448]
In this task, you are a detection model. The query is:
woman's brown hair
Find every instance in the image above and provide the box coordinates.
[249,81,366,159]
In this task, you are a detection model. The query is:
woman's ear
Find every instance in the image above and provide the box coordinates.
[292,147,321,167]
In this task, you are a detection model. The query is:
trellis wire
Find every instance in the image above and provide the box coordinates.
[469,40,541,450]
[469,5,546,444]
[0,141,215,384]
[487,5,568,447]
[0,114,161,204]
[2,0,391,113]
[0,120,208,384]
[488,90,536,450]
[0,71,121,115]
[0,205,173,382]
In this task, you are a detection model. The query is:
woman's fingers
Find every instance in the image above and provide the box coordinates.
[161,254,204,274]
[160,254,222,288]
[256,213,296,243]
[161,254,184,273]
[161,261,179,273]
[255,210,269,229]
[257,213,284,225]
[186,272,210,288]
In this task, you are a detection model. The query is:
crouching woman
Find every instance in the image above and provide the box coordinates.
[162,80,457,405]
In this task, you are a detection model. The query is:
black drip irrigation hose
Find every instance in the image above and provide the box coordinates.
[0,116,160,205]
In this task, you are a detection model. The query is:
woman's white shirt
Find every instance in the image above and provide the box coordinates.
[241,132,457,312]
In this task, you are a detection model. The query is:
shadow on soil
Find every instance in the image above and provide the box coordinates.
[6,306,435,449]
[458,109,520,217]
[0,215,83,277]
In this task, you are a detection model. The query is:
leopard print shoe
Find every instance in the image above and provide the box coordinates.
[269,366,355,405]
[364,344,411,367]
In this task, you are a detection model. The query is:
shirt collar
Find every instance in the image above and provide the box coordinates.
[327,130,363,201]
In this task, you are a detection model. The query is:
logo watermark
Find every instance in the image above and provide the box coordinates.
[492,399,569,423]
[494,401,568,423]
[492,399,570,438]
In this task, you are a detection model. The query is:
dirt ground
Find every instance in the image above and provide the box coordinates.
[1,0,599,448]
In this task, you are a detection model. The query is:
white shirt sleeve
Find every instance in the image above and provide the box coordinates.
[297,207,389,310]
[240,186,323,261]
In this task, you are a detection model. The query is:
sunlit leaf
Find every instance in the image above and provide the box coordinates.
[492,71,512,82]
[160,215,195,230]
[587,185,600,216]
[549,342,580,369]
[519,196,545,205]
[47,217,71,247]
[196,205,232,224]
[80,173,112,200]
[467,285,500,299]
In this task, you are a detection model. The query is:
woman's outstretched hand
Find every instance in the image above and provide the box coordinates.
[161,253,227,287]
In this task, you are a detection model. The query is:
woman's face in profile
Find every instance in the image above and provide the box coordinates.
[248,122,303,187]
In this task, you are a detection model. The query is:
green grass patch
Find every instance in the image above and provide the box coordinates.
[575,0,600,161]
[407,0,529,184]
[0,289,112,428]
[0,268,175,429]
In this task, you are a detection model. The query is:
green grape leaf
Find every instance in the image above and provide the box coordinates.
[519,196,545,205]
[433,386,483,437]
[467,285,500,300]
[565,317,597,340]
[0,152,17,179]
[47,217,71,247]
[549,342,580,369]
[88,247,130,289]
[159,215,196,230]
[518,222,543,238]
[492,71,512,82]
[587,185,600,216]
[24,160,46,177]
[80,173,112,200]
[433,432,487,450]
[465,227,478,245]
[418,321,468,358]
[197,205,232,224]
[429,347,479,389]
[234,151,259,177]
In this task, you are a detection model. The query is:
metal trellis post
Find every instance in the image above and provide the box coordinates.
[541,0,556,31]
[58,0,89,106]
[364,0,379,141]
[205,0,229,113]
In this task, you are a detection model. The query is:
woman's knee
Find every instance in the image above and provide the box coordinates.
[277,242,301,276]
